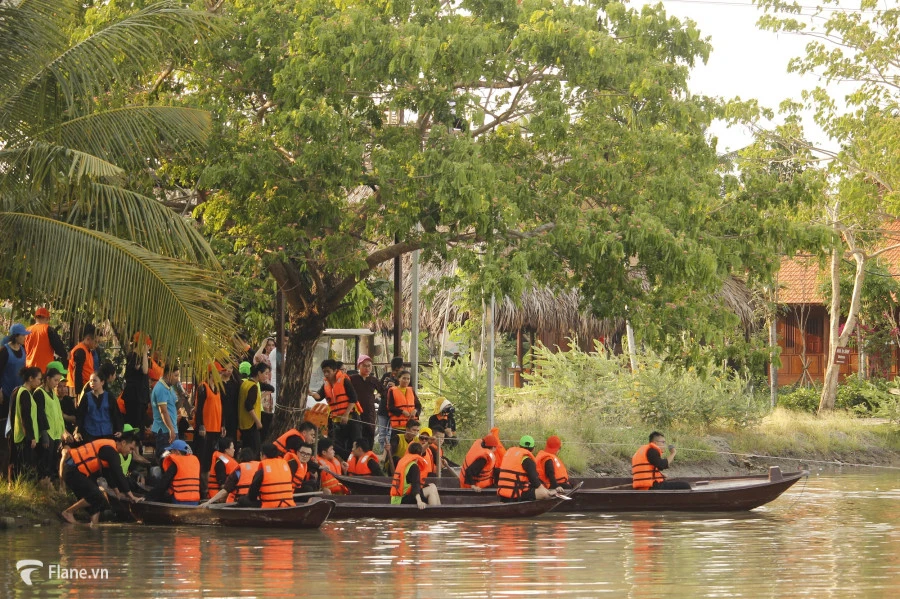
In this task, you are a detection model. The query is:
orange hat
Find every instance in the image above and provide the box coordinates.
[132,332,152,347]
[482,434,499,448]
[545,436,562,451]
[35,307,50,318]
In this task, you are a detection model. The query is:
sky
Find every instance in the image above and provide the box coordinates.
[637,0,840,153]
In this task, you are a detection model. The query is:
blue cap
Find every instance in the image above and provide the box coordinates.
[10,323,30,337]
[165,440,191,454]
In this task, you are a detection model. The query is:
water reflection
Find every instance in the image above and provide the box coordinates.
[1,473,897,597]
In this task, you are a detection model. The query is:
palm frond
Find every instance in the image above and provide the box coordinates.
[37,106,211,168]
[0,0,71,102]
[0,212,233,367]
[0,1,221,129]
[66,182,219,266]
[0,143,125,195]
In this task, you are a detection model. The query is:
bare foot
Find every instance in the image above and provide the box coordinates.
[59,511,76,524]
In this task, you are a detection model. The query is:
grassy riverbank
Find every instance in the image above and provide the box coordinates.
[451,407,900,478]
[0,479,70,527]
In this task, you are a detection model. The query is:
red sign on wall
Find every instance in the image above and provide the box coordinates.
[834,347,851,364]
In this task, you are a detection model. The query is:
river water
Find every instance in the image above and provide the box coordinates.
[1,471,897,598]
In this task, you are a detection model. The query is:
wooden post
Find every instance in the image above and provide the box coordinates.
[515,327,524,388]
[393,235,402,358]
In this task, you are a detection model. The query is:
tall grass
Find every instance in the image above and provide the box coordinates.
[0,478,69,520]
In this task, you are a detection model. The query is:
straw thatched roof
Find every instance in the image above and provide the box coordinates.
[369,256,756,342]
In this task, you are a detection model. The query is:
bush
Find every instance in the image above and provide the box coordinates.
[419,352,488,433]
[835,374,891,414]
[777,386,820,413]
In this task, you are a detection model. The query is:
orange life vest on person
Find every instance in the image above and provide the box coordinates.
[497,446,536,500]
[208,451,240,498]
[201,382,223,433]
[347,451,380,476]
[273,428,302,455]
[632,444,666,490]
[324,376,352,417]
[284,452,309,490]
[426,442,442,475]
[459,440,496,489]
[163,453,201,503]
[535,450,569,488]
[228,460,260,503]
[390,452,428,498]
[316,455,349,494]
[24,323,54,369]
[69,439,118,477]
[148,358,164,383]
[67,342,94,390]
[388,386,416,430]
[258,458,296,508]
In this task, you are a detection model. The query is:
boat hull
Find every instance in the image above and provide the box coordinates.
[129,497,336,528]
[325,493,568,520]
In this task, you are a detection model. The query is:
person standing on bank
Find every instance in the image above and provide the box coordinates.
[34,362,72,484]
[632,432,691,490]
[387,371,421,437]
[12,366,43,475]
[151,363,180,458]
[24,307,68,370]
[1,323,30,435]
[67,324,99,396]
[75,365,122,443]
[349,354,383,447]
[238,362,270,453]
[311,359,360,459]
[195,363,225,493]
[120,332,151,430]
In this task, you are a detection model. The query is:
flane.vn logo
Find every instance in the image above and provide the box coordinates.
[15,559,110,585]
[16,560,43,586]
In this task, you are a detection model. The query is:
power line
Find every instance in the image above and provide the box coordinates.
[657,0,884,12]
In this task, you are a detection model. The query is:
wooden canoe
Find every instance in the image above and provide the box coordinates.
[336,467,807,512]
[325,490,576,520]
[129,497,336,528]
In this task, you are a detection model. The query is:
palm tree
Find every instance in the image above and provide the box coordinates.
[0,0,233,363]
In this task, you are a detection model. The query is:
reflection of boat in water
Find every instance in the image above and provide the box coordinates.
[129,497,335,528]
[337,467,807,512]
[326,486,579,520]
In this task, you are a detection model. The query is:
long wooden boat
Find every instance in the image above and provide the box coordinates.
[325,489,576,520]
[129,497,336,528]
[336,467,807,512]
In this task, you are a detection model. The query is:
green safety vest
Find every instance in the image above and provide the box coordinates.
[120,452,133,475]
[39,387,66,440]
[13,387,39,444]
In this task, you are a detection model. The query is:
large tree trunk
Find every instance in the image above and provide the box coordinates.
[819,238,866,413]
[267,314,327,440]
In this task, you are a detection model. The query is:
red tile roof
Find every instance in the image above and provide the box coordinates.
[777,221,900,305]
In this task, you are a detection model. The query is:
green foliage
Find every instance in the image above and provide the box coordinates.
[0,0,233,365]
[419,352,488,433]
[517,343,766,430]
[835,374,891,415]
[777,386,820,413]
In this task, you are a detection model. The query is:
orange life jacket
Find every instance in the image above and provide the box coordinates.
[148,358,164,383]
[24,323,54,370]
[324,377,352,417]
[258,457,296,508]
[228,460,260,503]
[273,428,302,455]
[316,455,349,494]
[347,451,380,476]
[67,342,94,390]
[388,386,416,430]
[632,444,666,490]
[201,382,223,433]
[426,442,442,475]
[284,451,309,490]
[497,446,536,500]
[459,440,496,489]
[208,451,239,498]
[491,428,507,464]
[535,450,570,488]
[69,439,117,477]
[163,453,201,503]
[390,453,428,498]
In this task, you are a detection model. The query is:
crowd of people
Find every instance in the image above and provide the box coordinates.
[1,310,685,522]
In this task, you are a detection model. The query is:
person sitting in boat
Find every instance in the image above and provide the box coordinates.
[535,436,572,489]
[428,398,458,449]
[207,437,239,500]
[60,430,143,524]
[497,435,561,503]
[459,433,500,490]
[273,427,304,456]
[243,443,297,508]
[419,426,449,477]
[632,432,691,490]
[347,437,383,476]
[389,418,420,467]
[316,438,350,495]
[150,440,201,505]
[390,442,440,509]
[202,446,257,506]
[278,435,320,492]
